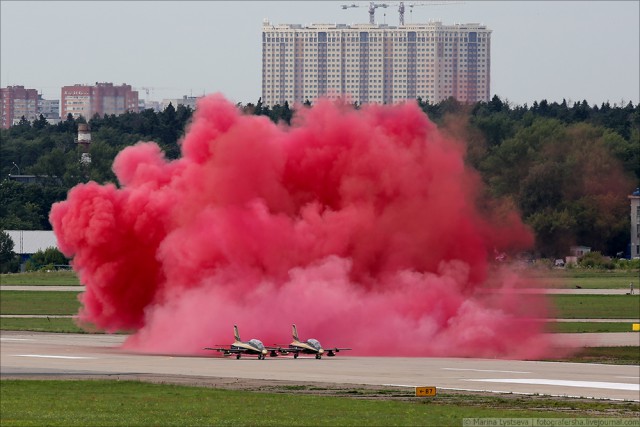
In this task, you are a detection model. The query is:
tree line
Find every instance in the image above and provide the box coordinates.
[1,97,638,259]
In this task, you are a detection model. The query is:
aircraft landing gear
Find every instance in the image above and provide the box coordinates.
[294,353,299,359]
[236,354,241,360]
[315,354,322,359]
[258,354,265,360]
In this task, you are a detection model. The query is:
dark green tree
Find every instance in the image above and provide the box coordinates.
[26,246,69,271]
[0,230,19,273]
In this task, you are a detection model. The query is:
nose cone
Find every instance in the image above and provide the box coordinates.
[262,349,268,355]
[319,348,324,354]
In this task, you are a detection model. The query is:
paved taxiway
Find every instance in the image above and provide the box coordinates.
[1,331,638,402]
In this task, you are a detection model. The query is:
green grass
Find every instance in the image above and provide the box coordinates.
[0,317,87,333]
[0,291,82,315]
[540,270,640,289]
[1,380,637,426]
[543,346,640,365]
[0,271,81,286]
[549,322,639,333]
[549,295,640,319]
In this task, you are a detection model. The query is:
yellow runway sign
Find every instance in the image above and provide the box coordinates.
[633,323,639,332]
[415,386,437,397]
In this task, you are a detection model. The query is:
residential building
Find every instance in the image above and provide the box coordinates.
[38,95,60,124]
[160,95,202,111]
[262,20,491,106]
[1,86,39,128]
[139,99,161,112]
[61,82,139,119]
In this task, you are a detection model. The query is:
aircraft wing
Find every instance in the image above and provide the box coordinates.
[327,347,352,352]
[203,347,245,354]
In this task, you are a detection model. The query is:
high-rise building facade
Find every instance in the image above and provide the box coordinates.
[61,82,139,119]
[38,95,60,123]
[262,20,491,106]
[1,86,39,128]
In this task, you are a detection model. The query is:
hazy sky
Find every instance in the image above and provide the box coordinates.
[1,1,638,107]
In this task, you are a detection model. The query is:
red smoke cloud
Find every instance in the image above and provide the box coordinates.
[51,95,554,358]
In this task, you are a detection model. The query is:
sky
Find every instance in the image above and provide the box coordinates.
[1,1,638,107]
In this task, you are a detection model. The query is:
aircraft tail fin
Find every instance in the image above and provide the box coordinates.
[292,324,299,341]
[234,325,241,342]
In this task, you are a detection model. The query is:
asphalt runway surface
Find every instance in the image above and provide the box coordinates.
[1,331,638,402]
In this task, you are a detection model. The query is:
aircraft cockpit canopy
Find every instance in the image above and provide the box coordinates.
[306,339,322,350]
[248,339,265,350]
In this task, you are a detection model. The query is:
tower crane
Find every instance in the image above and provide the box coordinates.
[341,2,389,25]
[401,1,464,26]
[341,1,463,26]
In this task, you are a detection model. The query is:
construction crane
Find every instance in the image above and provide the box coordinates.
[401,1,464,26]
[341,2,389,25]
[138,87,153,100]
[341,1,463,26]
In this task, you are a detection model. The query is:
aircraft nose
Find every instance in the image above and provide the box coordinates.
[262,349,268,355]
[319,349,324,354]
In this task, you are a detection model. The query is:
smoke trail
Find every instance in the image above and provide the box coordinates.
[51,95,554,358]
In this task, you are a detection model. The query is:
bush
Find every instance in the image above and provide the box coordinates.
[614,258,640,270]
[25,247,69,271]
[578,251,614,270]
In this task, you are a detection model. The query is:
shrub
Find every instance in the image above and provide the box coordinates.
[578,251,614,270]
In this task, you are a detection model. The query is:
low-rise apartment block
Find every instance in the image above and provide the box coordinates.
[61,82,138,119]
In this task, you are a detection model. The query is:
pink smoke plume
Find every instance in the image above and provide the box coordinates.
[51,94,555,358]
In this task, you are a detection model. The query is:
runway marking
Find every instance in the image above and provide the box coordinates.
[0,338,34,341]
[616,376,639,379]
[15,354,96,360]
[442,368,531,374]
[466,378,640,391]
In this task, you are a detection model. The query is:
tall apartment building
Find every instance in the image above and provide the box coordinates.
[38,96,60,123]
[61,82,139,119]
[1,86,39,128]
[262,20,491,106]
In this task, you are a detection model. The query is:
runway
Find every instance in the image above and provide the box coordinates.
[1,331,638,402]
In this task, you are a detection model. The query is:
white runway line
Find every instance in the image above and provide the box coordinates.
[14,354,96,360]
[442,368,531,374]
[0,338,34,341]
[466,378,640,391]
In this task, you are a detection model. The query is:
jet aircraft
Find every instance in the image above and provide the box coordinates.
[278,324,351,359]
[204,325,278,359]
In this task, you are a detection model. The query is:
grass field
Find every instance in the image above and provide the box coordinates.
[542,346,640,365]
[1,272,638,366]
[0,271,81,286]
[2,268,637,288]
[0,291,82,315]
[1,317,636,335]
[0,317,86,333]
[537,270,640,289]
[1,380,638,426]
[3,291,637,319]
[550,295,640,319]
[549,322,639,333]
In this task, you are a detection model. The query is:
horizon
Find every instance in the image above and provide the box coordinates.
[1,1,638,108]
